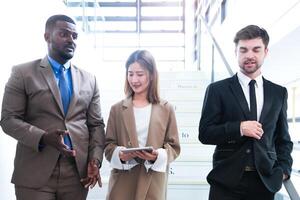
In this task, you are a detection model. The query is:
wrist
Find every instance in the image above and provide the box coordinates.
[40,132,48,145]
[93,159,101,168]
[240,121,245,136]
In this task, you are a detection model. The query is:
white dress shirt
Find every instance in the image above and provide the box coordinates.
[237,71,264,121]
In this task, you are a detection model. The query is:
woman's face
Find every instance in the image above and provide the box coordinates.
[127,62,150,97]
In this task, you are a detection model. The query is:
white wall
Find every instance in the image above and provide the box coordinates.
[0,1,69,199]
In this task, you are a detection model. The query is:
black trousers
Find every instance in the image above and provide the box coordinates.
[209,171,275,200]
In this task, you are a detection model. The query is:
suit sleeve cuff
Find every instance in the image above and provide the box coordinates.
[144,148,167,172]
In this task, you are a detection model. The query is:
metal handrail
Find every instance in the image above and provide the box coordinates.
[199,13,300,200]
[199,15,234,76]
[284,179,300,200]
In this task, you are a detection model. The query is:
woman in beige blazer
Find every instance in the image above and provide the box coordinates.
[105,50,180,200]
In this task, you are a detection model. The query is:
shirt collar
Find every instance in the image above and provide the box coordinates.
[47,55,71,73]
[237,71,263,88]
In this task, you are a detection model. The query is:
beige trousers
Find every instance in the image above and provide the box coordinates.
[15,155,88,200]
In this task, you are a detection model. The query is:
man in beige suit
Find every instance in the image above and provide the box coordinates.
[0,14,105,200]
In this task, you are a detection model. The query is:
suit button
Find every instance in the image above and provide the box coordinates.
[246,149,251,154]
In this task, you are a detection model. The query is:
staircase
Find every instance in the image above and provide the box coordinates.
[160,71,212,199]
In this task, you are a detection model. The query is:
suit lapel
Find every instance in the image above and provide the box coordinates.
[259,78,272,122]
[229,74,251,119]
[122,98,139,147]
[39,57,65,115]
[145,101,166,147]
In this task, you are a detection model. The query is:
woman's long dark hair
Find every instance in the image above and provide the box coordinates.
[124,50,160,104]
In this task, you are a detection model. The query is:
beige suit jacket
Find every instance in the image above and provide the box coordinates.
[105,98,180,200]
[0,57,105,188]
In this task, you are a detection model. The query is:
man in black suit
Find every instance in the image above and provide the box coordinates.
[198,25,293,200]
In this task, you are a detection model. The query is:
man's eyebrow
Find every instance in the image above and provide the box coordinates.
[58,28,78,34]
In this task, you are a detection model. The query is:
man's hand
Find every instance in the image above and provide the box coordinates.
[241,121,264,140]
[80,159,102,189]
[41,129,75,157]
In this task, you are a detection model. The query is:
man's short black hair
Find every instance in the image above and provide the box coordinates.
[45,14,76,32]
[233,25,269,48]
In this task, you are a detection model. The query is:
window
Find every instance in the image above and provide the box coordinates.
[221,0,227,23]
[66,0,186,71]
[66,0,184,33]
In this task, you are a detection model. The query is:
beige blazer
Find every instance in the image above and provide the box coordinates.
[0,57,105,188]
[105,98,180,200]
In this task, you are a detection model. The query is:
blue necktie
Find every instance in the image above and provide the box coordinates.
[59,66,72,149]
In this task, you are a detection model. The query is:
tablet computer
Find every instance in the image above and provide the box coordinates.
[121,146,154,154]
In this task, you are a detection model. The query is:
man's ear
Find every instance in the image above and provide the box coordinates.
[264,47,269,56]
[44,32,49,42]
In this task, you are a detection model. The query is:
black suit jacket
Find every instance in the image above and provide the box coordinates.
[198,74,293,193]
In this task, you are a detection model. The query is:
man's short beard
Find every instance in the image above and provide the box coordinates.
[61,52,74,60]
[240,63,261,74]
